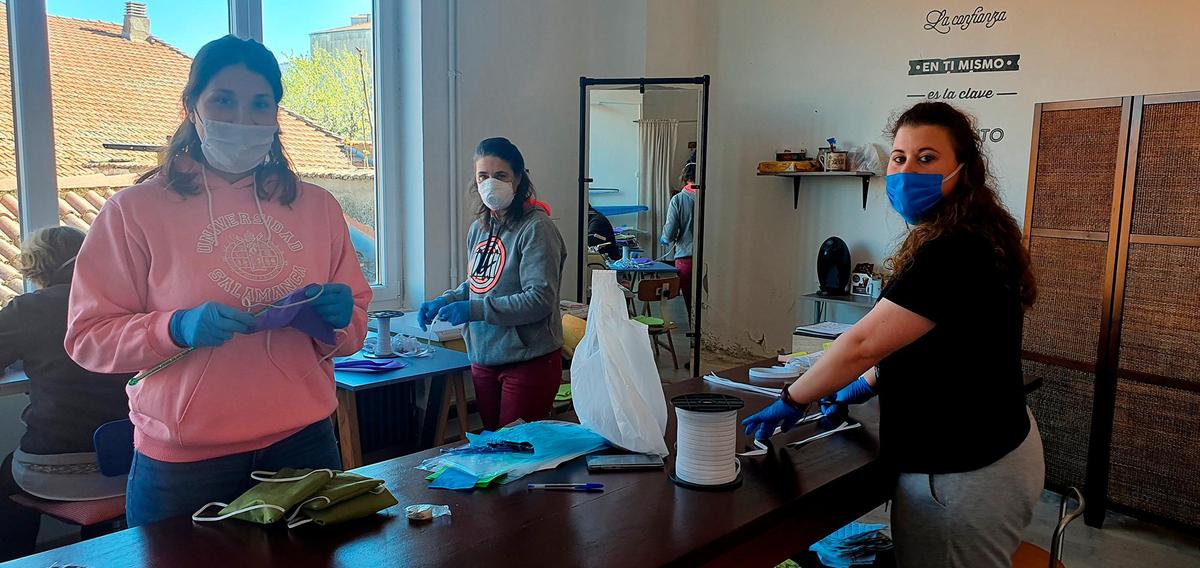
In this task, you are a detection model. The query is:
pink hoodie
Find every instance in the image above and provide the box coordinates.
[65,160,371,463]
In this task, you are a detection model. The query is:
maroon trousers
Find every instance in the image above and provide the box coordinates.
[470,349,563,431]
[674,257,693,316]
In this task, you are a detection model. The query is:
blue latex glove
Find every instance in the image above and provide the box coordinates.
[436,301,474,327]
[660,236,670,247]
[819,376,876,423]
[742,399,810,441]
[169,302,256,348]
[418,297,449,331]
[306,283,354,329]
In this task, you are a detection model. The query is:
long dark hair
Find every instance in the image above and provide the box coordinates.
[137,35,299,205]
[885,102,1036,309]
[679,149,697,186]
[472,137,538,230]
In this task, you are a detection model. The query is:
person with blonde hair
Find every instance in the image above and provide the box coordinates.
[0,226,131,561]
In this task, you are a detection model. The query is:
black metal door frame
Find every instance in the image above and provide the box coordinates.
[578,76,711,372]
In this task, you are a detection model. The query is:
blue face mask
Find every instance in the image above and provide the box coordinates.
[885,164,963,224]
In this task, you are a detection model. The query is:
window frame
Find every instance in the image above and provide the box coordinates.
[8,0,401,308]
[8,0,60,296]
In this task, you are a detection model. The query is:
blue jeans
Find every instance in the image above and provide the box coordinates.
[125,419,341,527]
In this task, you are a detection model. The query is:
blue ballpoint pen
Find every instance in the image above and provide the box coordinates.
[527,483,604,492]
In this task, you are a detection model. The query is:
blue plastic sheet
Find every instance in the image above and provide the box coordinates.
[593,205,648,217]
[809,522,893,568]
[418,421,609,486]
[428,467,480,491]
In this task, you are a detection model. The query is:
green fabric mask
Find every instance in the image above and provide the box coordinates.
[287,485,398,528]
[291,472,384,515]
[191,468,336,525]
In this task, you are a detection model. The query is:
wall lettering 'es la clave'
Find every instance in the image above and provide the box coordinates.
[907,5,1017,143]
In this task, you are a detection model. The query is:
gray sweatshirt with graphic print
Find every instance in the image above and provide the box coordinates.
[661,189,695,259]
[441,208,567,367]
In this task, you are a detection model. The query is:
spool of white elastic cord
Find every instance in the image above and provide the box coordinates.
[366,310,405,359]
[748,365,801,382]
[670,393,745,490]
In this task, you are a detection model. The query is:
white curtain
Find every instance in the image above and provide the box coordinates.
[637,119,679,259]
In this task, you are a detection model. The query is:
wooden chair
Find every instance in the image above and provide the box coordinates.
[8,419,133,541]
[1012,487,1085,568]
[636,276,681,370]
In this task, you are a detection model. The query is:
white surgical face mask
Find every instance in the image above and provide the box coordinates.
[478,177,515,211]
[198,117,278,175]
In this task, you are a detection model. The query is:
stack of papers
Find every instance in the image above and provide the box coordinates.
[794,321,854,338]
[702,374,781,398]
[809,522,893,568]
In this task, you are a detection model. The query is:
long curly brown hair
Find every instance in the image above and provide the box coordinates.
[885,102,1036,309]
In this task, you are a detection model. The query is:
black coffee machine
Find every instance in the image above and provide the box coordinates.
[817,236,851,296]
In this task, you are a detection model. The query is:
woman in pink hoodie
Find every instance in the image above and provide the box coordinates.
[64,36,371,527]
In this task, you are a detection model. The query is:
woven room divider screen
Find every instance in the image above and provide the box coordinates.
[1024,93,1200,530]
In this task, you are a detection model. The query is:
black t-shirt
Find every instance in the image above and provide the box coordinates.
[877,230,1029,474]
[587,210,621,261]
[0,282,131,455]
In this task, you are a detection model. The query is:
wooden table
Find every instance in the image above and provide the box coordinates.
[0,367,29,397]
[333,343,472,469]
[2,359,893,568]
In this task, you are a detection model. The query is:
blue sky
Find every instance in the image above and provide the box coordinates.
[46,0,371,58]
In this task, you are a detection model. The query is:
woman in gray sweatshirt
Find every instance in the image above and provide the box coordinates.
[418,138,567,431]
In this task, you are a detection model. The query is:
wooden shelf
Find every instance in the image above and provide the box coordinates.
[757,171,875,210]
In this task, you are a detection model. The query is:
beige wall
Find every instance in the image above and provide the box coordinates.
[646,0,1200,355]
[455,0,649,299]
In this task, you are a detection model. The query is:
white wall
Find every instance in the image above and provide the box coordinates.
[455,0,648,299]
[588,90,642,208]
[645,0,1200,355]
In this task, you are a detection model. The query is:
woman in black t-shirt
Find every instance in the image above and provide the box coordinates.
[0,227,132,561]
[743,102,1043,567]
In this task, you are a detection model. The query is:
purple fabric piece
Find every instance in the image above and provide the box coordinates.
[333,359,409,373]
[251,285,337,344]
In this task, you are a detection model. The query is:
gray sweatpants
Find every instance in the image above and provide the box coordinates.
[892,408,1045,568]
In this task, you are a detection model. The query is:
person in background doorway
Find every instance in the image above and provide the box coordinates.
[587,204,621,261]
[660,158,697,316]
[418,137,567,431]
[0,227,132,562]
[64,36,371,527]
[741,102,1043,567]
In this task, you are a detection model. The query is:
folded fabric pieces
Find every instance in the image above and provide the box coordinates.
[334,359,410,373]
[610,257,653,269]
[251,284,336,345]
[418,421,609,490]
[809,522,893,568]
[555,384,573,402]
[191,468,397,529]
[633,315,665,327]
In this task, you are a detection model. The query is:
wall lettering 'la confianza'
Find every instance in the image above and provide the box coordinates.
[924,6,1008,35]
[905,6,1018,143]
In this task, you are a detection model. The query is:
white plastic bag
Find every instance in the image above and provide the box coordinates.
[849,143,884,176]
[570,270,669,456]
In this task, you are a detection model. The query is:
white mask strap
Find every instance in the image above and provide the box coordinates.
[944,163,965,182]
[191,501,287,523]
[249,469,337,483]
